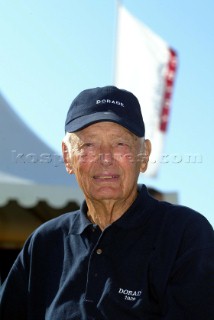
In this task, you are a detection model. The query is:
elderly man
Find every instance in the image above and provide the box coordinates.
[0,86,214,319]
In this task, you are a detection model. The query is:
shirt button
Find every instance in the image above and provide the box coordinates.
[96,248,103,254]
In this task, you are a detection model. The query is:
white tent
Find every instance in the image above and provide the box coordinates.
[0,93,84,248]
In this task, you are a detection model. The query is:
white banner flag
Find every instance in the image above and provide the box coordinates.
[114,5,178,176]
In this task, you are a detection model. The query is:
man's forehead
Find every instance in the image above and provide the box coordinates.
[75,121,136,138]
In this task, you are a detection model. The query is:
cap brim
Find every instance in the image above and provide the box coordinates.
[65,111,143,137]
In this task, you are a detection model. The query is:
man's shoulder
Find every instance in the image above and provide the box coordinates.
[160,200,208,221]
[141,184,204,225]
[155,200,213,240]
[29,210,81,241]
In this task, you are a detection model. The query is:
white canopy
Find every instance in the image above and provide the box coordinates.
[0,92,84,206]
[0,93,83,247]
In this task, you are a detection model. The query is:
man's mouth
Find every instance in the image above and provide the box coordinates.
[93,175,119,180]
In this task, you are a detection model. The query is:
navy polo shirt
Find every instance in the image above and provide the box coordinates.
[0,185,214,319]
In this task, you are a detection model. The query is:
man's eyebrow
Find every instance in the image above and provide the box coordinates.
[78,135,97,140]
[77,129,136,140]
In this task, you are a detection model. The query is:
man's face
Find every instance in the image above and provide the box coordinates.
[63,122,150,203]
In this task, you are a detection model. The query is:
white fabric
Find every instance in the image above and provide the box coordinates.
[114,5,178,176]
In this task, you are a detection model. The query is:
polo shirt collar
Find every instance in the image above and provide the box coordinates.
[68,201,92,235]
[69,184,157,234]
[113,184,157,229]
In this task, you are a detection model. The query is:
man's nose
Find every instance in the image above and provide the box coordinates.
[99,145,114,166]
[99,153,114,166]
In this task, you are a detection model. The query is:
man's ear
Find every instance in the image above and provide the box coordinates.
[62,141,74,175]
[140,139,152,173]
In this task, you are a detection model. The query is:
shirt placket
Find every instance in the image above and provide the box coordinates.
[84,228,109,306]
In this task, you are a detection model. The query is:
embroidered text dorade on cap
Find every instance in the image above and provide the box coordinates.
[65,86,145,137]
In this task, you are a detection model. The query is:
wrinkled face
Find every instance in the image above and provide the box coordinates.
[63,122,150,203]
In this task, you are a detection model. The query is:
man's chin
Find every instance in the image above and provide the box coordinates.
[91,186,121,200]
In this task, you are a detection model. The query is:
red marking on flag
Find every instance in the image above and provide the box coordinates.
[160,49,178,132]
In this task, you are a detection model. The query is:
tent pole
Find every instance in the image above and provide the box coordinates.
[113,0,122,84]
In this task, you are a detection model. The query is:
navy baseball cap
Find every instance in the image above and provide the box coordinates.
[65,86,145,137]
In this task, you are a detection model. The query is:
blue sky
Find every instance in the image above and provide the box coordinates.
[0,0,213,226]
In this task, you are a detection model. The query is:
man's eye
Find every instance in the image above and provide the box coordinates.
[83,143,95,148]
[117,142,128,146]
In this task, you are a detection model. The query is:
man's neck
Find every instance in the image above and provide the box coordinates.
[86,193,137,230]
